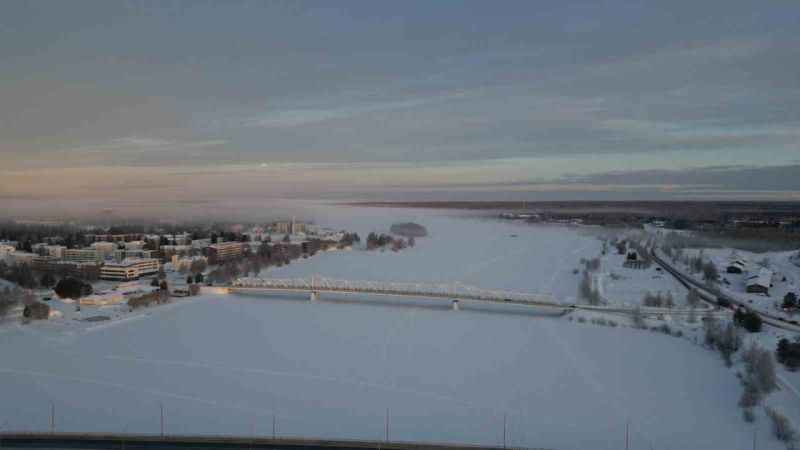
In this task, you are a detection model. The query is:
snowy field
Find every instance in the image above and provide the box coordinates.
[0,292,789,450]
[598,249,688,307]
[1,206,798,449]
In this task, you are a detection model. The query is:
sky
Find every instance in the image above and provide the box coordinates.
[1,0,799,214]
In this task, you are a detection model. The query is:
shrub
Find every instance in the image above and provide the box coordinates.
[686,289,701,307]
[734,309,763,333]
[776,339,800,371]
[705,320,741,366]
[784,292,798,310]
[23,301,50,320]
[765,407,797,445]
[631,306,645,329]
[54,277,91,300]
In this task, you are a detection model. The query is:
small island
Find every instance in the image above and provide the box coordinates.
[390,222,428,238]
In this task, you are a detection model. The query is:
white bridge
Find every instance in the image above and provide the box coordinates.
[230,276,561,308]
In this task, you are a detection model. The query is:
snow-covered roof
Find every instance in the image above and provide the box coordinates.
[746,268,773,288]
[727,260,747,269]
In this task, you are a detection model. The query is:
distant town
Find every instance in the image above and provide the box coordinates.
[0,218,369,316]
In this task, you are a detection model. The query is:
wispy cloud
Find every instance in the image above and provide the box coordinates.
[64,136,226,155]
[242,92,469,129]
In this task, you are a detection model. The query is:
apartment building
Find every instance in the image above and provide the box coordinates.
[100,258,161,281]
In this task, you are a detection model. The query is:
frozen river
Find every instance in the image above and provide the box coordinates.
[0,206,794,449]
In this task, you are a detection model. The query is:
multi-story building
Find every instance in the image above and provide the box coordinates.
[63,248,100,263]
[291,220,306,235]
[207,242,243,264]
[272,221,291,235]
[113,249,157,262]
[32,243,66,258]
[272,219,306,235]
[32,258,101,280]
[166,233,192,245]
[125,240,146,250]
[171,255,208,273]
[191,238,212,250]
[45,245,66,258]
[91,241,117,260]
[160,245,192,260]
[86,233,144,243]
[100,258,160,281]
[0,244,16,261]
[10,252,36,266]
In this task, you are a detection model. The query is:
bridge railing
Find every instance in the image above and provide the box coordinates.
[231,277,557,304]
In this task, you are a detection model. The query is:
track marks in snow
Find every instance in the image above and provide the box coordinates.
[103,354,480,411]
[0,367,286,419]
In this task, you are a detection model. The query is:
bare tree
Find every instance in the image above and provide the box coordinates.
[687,306,697,324]
[631,306,645,329]
[742,343,778,395]
[686,288,701,307]
[765,406,797,446]
[703,261,719,284]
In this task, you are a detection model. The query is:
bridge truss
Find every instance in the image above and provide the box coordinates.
[231,276,557,305]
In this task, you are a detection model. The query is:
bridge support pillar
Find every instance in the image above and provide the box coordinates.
[452,299,460,311]
[310,291,319,301]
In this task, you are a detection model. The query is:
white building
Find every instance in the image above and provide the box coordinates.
[100,258,160,281]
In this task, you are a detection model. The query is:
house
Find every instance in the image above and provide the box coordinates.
[726,260,747,274]
[23,301,50,320]
[746,268,773,295]
[80,292,126,306]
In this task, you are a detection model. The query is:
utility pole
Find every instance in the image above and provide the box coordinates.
[625,420,630,450]
[385,408,389,442]
[161,402,165,437]
[502,413,507,449]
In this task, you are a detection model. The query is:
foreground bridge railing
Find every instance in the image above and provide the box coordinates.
[231,276,557,305]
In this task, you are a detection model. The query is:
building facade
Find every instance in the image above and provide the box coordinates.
[100,258,160,281]
[63,248,100,263]
[207,242,243,264]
